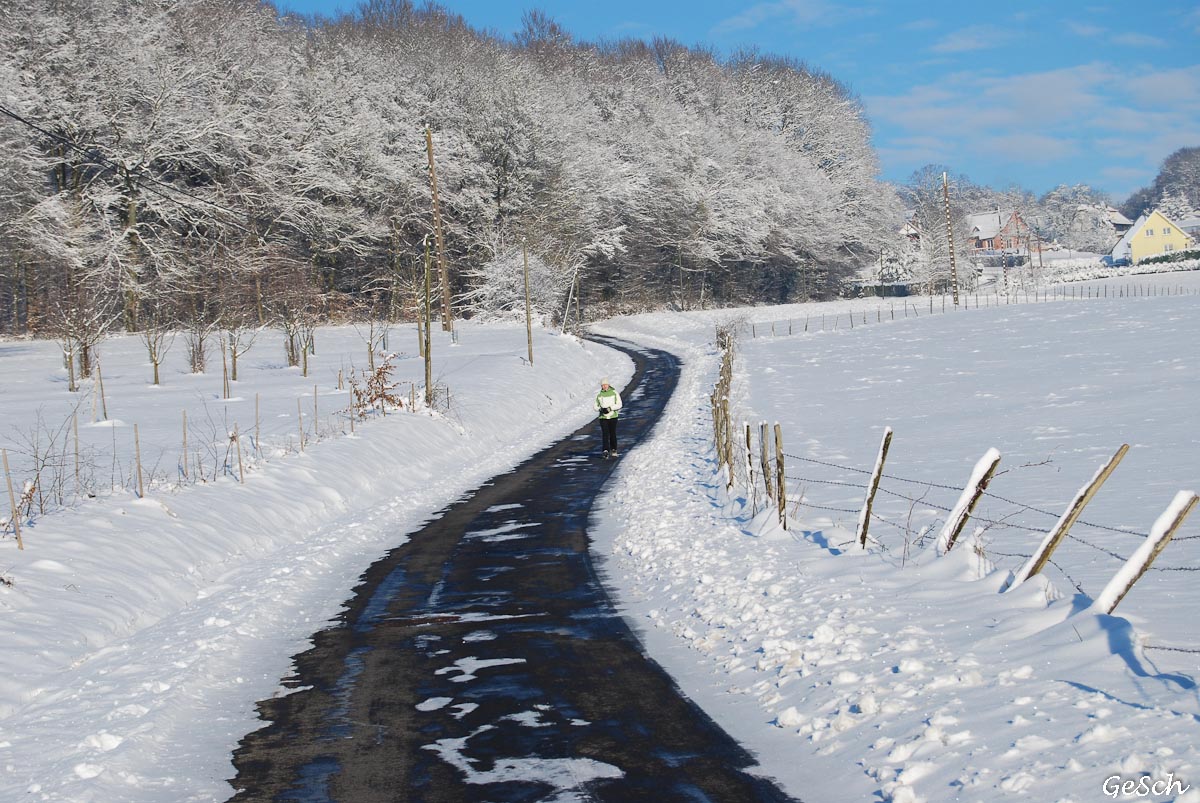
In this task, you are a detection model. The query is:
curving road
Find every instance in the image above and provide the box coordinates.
[229,337,796,802]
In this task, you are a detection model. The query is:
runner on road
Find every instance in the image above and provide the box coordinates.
[595,378,622,458]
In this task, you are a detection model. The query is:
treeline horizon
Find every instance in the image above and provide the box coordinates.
[0,0,902,359]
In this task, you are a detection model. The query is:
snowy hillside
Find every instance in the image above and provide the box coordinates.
[592,270,1200,803]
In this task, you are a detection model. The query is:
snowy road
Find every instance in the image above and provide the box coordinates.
[228,338,795,802]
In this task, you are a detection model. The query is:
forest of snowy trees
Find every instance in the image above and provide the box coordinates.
[0,0,905,359]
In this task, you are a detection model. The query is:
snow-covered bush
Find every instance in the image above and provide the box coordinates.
[459,241,571,321]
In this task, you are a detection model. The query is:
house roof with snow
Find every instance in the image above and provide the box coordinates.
[1110,213,1145,259]
[1106,207,1133,227]
[965,210,1015,241]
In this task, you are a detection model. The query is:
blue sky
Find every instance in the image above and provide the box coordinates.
[278,0,1200,201]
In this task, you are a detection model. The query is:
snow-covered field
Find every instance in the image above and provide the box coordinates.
[0,322,632,801]
[3,271,1199,802]
[592,269,1200,802]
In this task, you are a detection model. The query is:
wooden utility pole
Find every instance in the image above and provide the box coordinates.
[424,127,452,332]
[943,171,959,307]
[423,237,433,408]
[523,238,534,366]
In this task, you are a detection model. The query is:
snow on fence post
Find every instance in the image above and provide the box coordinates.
[937,448,1001,554]
[722,399,734,490]
[759,421,773,502]
[744,422,756,512]
[1009,444,1129,590]
[710,394,720,455]
[2,448,23,550]
[857,427,894,548]
[774,423,786,530]
[1093,491,1199,615]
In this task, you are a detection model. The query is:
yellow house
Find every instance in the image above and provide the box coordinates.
[1114,209,1196,264]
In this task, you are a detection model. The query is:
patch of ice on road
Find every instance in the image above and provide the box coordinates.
[416,697,453,712]
[463,630,497,642]
[465,521,539,542]
[424,724,623,788]
[435,656,526,683]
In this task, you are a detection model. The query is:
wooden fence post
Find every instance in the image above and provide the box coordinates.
[182,410,189,480]
[313,385,319,438]
[73,412,80,494]
[1093,491,1199,614]
[937,448,1001,553]
[857,427,893,548]
[712,395,722,460]
[134,423,144,498]
[759,421,772,501]
[744,422,755,497]
[1009,444,1129,589]
[722,399,734,490]
[234,424,245,484]
[97,362,108,421]
[2,449,23,550]
[297,399,305,452]
[774,423,786,529]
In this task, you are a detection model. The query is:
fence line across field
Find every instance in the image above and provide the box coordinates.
[708,325,1199,647]
[744,280,1200,341]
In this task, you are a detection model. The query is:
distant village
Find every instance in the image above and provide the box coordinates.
[867,202,1200,296]
[957,205,1200,267]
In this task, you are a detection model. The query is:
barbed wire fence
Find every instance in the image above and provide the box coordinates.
[744,279,1199,342]
[708,324,1200,655]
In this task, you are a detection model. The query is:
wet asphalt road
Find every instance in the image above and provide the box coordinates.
[229,337,796,802]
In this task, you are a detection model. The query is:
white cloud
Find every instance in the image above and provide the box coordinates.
[1067,22,1105,37]
[977,132,1077,164]
[866,62,1199,196]
[1117,65,1200,108]
[929,25,1009,54]
[1110,32,1168,47]
[1182,6,1200,34]
[711,0,875,35]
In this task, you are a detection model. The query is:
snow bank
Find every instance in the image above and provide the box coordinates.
[592,270,1200,802]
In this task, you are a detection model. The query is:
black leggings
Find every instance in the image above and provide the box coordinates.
[599,417,618,452]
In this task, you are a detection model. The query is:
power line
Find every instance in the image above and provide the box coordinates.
[0,102,260,238]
